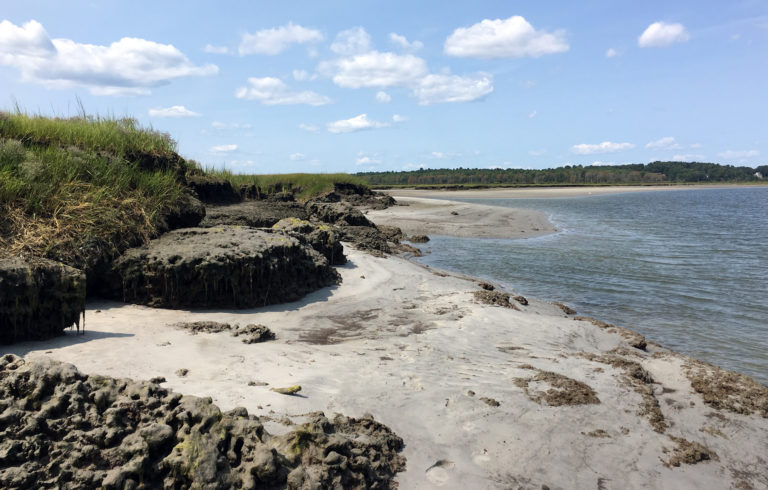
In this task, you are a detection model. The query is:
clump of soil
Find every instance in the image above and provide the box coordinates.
[478,281,494,291]
[662,436,719,468]
[391,243,423,257]
[376,225,405,244]
[306,201,373,227]
[513,295,528,306]
[473,290,519,310]
[553,302,576,315]
[514,369,600,406]
[201,200,309,228]
[273,218,346,265]
[408,234,430,243]
[0,355,406,489]
[684,359,768,417]
[111,226,338,309]
[336,226,392,255]
[187,175,241,204]
[480,397,501,407]
[581,352,667,432]
[172,321,276,343]
[0,256,85,343]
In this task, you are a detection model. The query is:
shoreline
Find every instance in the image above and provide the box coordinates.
[378,183,763,200]
[8,197,768,488]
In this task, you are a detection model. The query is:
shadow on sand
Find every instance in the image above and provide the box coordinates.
[3,330,134,357]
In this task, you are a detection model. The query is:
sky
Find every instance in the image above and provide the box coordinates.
[1,1,766,174]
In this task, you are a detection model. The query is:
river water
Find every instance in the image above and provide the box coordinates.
[414,187,768,384]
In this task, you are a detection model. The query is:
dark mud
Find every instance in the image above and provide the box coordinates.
[0,355,405,489]
[0,257,85,344]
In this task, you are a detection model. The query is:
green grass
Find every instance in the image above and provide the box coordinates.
[0,111,176,157]
[0,112,186,268]
[202,167,369,199]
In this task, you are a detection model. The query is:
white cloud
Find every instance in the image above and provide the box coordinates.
[204,44,229,54]
[392,114,407,123]
[327,114,390,134]
[389,33,423,51]
[235,77,331,105]
[413,72,493,105]
[528,110,537,119]
[590,161,616,166]
[148,105,200,118]
[375,90,391,103]
[717,149,759,160]
[645,136,683,150]
[212,121,251,129]
[330,27,372,56]
[528,149,546,156]
[672,154,705,161]
[605,48,619,58]
[571,141,635,154]
[319,51,428,88]
[690,143,702,149]
[238,23,323,55]
[299,123,320,133]
[210,144,238,153]
[638,22,690,48]
[431,151,447,159]
[0,19,217,96]
[444,16,569,58]
[292,69,308,81]
[289,153,306,161]
[356,155,381,165]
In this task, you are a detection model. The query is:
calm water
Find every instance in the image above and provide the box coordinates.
[415,187,768,384]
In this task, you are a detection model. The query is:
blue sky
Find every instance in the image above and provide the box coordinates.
[1,1,766,173]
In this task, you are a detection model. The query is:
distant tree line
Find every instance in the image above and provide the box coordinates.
[357,161,768,187]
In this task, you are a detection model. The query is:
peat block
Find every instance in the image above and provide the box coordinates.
[111,226,339,308]
[306,201,374,227]
[201,200,308,228]
[0,355,406,489]
[0,257,85,343]
[272,218,347,265]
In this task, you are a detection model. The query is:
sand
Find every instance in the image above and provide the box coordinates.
[8,196,768,489]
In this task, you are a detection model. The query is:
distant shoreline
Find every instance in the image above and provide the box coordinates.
[377,183,766,200]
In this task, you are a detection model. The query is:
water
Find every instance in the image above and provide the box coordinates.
[415,187,768,385]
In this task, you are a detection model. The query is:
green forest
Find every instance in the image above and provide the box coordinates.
[358,161,768,188]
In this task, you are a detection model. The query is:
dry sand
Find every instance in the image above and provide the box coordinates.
[8,197,768,489]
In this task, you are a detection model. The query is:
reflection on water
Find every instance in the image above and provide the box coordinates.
[416,187,768,384]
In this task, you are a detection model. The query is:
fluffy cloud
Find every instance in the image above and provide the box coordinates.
[412,72,493,105]
[605,48,619,58]
[392,114,407,123]
[0,20,217,96]
[431,151,447,159]
[235,77,331,105]
[671,154,705,161]
[389,33,423,51]
[444,16,569,58]
[571,141,635,154]
[319,51,428,88]
[148,105,200,118]
[330,27,372,56]
[204,44,229,54]
[238,23,323,55]
[326,114,390,134]
[638,22,690,48]
[210,144,238,153]
[645,136,682,150]
[717,149,759,160]
[375,91,391,103]
[356,155,381,165]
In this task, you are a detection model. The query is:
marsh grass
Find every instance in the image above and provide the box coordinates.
[203,167,369,200]
[0,112,185,268]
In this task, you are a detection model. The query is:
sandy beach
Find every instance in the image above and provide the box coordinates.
[8,198,768,489]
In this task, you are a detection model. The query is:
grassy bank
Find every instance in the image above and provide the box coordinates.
[201,167,369,200]
[0,111,367,272]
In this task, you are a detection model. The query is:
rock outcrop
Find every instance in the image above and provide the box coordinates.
[0,355,406,489]
[110,227,339,308]
[0,257,85,343]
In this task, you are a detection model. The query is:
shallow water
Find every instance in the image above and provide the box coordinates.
[415,187,768,384]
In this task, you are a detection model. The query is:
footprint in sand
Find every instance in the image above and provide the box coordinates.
[425,460,455,486]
